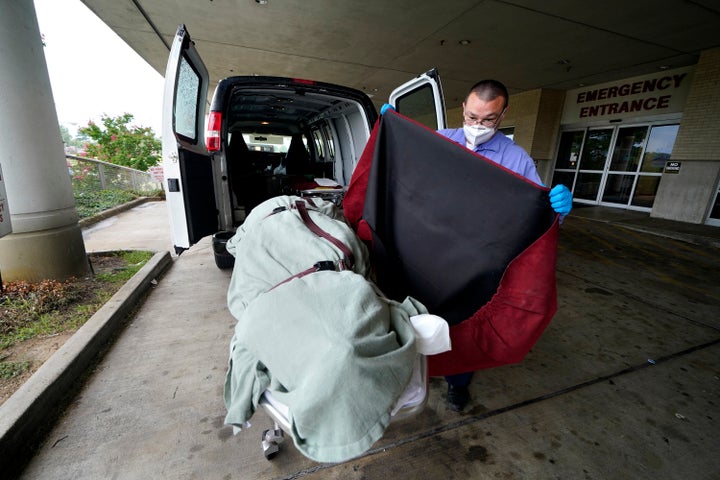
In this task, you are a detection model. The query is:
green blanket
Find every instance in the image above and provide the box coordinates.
[223,195,423,463]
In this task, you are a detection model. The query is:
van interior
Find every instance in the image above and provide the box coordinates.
[217,83,375,225]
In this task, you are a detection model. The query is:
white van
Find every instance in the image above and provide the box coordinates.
[162,25,447,267]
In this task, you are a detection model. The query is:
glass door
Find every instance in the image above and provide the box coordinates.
[551,130,584,191]
[574,128,613,203]
[632,125,678,208]
[601,126,648,206]
[553,122,679,211]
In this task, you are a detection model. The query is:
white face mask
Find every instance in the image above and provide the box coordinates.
[463,123,495,148]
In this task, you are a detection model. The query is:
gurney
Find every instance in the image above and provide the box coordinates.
[258,316,439,459]
[223,195,450,463]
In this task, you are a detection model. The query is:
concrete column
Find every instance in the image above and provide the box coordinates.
[653,47,720,223]
[0,0,88,282]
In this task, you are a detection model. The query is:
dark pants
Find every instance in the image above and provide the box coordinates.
[445,371,473,387]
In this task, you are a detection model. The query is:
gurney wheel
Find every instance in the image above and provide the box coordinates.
[262,428,284,460]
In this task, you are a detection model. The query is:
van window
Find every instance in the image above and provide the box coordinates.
[242,133,291,153]
[174,56,202,142]
[322,124,336,159]
[395,84,440,130]
[312,128,326,160]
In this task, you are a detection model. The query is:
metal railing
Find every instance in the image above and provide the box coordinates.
[66,155,161,193]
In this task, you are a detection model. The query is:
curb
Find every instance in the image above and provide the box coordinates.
[0,251,173,471]
[78,196,164,229]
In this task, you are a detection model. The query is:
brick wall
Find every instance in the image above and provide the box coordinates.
[670,47,720,161]
[653,48,720,223]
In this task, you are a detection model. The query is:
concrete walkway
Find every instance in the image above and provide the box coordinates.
[81,199,176,254]
[5,201,720,479]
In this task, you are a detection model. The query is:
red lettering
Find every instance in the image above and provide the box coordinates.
[630,99,644,111]
[607,86,618,98]
[617,102,628,113]
[631,81,643,95]
[657,95,671,109]
[673,73,687,87]
[577,92,587,103]
[643,78,657,92]
[657,76,672,89]
[608,103,619,114]
[598,88,608,100]
[643,97,657,110]
[618,84,631,96]
[579,106,589,117]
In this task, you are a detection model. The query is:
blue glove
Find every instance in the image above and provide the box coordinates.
[380,103,395,115]
[549,184,573,215]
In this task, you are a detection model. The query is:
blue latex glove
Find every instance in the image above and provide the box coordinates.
[380,103,395,115]
[549,184,573,215]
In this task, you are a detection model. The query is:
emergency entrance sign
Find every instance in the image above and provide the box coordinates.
[0,163,11,238]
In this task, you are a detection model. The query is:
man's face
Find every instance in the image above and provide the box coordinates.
[462,92,506,128]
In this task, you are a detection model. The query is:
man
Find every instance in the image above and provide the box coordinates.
[432,79,572,411]
[377,80,572,411]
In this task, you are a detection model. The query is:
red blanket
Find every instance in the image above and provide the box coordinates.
[343,111,558,376]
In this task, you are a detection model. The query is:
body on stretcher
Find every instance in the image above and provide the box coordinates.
[256,313,448,460]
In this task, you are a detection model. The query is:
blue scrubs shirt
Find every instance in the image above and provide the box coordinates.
[437,128,543,186]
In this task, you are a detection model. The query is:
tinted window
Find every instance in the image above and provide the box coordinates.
[396,84,439,130]
[174,55,201,141]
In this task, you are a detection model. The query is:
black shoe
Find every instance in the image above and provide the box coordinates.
[446,384,470,412]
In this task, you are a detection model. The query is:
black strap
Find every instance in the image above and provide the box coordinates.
[269,261,336,291]
[294,200,355,270]
[265,199,355,291]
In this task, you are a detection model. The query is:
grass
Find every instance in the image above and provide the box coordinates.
[0,250,153,355]
[74,189,140,219]
[1,189,156,384]
[0,360,31,380]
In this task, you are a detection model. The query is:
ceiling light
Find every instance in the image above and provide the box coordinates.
[459,39,471,46]
[255,0,268,4]
[658,65,670,70]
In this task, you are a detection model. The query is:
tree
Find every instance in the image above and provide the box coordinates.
[78,113,161,171]
[59,125,84,150]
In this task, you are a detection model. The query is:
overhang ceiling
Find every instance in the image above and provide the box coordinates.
[80,0,720,107]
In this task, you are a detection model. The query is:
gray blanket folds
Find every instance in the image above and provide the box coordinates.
[223,195,423,463]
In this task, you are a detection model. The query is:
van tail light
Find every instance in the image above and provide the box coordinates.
[292,78,315,85]
[206,111,222,151]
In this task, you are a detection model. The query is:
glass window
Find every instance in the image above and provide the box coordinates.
[578,129,612,170]
[631,175,661,208]
[322,124,335,159]
[602,174,635,204]
[395,84,439,130]
[574,172,603,201]
[499,126,515,141]
[552,171,576,191]
[312,128,325,160]
[555,131,585,170]
[610,126,647,172]
[708,186,720,224]
[174,56,201,141]
[640,125,679,173]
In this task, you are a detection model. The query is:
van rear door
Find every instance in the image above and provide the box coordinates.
[161,24,216,253]
[389,68,447,130]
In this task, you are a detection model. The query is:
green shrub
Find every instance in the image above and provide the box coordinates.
[74,190,139,219]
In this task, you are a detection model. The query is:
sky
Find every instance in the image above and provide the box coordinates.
[33,0,165,137]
